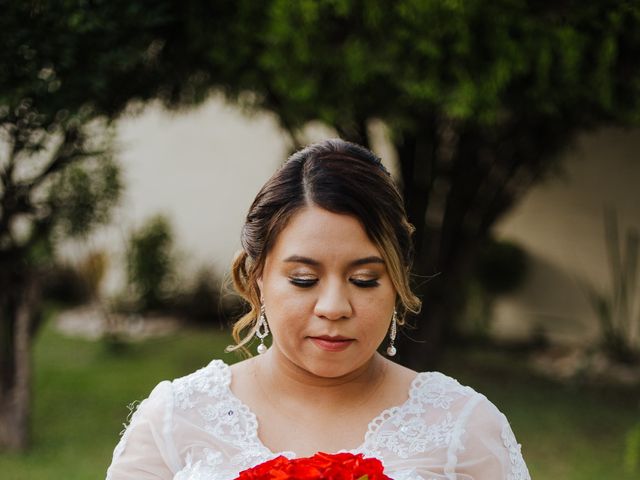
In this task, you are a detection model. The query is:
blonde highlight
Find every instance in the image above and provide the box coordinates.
[374,218,422,326]
[225,250,262,355]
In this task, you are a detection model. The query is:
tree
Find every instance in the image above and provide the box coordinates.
[197,0,640,368]
[0,0,235,450]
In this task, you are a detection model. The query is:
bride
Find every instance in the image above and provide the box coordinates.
[106,139,531,480]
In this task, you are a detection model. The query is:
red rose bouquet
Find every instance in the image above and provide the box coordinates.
[235,452,391,480]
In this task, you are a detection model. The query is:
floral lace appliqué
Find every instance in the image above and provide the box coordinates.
[172,360,228,410]
[371,412,456,458]
[411,372,472,410]
[199,399,259,451]
[170,361,292,479]
[361,372,474,460]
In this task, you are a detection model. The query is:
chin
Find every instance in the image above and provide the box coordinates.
[300,355,369,379]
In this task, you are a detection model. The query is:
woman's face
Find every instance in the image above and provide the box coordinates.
[257,205,396,378]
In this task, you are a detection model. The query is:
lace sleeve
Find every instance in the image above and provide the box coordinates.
[106,381,180,480]
[452,396,531,480]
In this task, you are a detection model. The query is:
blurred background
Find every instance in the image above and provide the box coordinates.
[1,1,640,479]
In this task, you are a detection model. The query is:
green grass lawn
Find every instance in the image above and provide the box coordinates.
[0,324,638,479]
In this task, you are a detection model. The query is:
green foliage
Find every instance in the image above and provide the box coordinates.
[475,239,529,296]
[0,0,233,266]
[1,1,185,123]
[123,234,227,324]
[48,152,122,239]
[173,267,224,325]
[41,251,109,306]
[41,264,92,306]
[584,209,640,364]
[465,238,529,338]
[125,215,176,312]
[230,0,640,132]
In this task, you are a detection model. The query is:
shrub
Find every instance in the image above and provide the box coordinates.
[583,209,640,364]
[173,267,222,324]
[465,238,529,338]
[41,263,91,306]
[125,215,176,312]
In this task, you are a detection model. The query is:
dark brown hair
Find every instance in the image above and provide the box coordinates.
[229,138,421,351]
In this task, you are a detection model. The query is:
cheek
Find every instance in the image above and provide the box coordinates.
[263,276,311,326]
[357,289,395,333]
[365,303,394,330]
[365,279,396,310]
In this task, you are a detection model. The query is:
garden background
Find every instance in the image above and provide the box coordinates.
[1,2,640,479]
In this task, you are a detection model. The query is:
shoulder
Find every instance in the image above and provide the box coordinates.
[411,371,516,439]
[108,360,232,477]
[409,370,482,410]
[122,359,230,425]
[412,372,531,480]
[170,358,231,410]
[361,370,510,465]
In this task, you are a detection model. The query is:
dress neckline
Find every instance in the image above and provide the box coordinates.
[214,359,427,458]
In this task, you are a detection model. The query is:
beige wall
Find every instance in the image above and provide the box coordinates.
[494,128,640,344]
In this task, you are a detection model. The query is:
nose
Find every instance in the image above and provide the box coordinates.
[313,280,353,320]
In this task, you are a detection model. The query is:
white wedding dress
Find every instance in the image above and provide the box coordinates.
[106,359,531,480]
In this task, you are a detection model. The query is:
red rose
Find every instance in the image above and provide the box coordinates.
[235,452,391,480]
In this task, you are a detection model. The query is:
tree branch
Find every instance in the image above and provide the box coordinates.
[262,88,304,152]
[0,135,19,194]
[0,126,102,244]
[25,149,105,191]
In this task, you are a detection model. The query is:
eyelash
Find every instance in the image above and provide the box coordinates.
[288,278,380,288]
[352,279,380,288]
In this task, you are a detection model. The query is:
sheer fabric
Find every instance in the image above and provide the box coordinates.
[106,359,530,480]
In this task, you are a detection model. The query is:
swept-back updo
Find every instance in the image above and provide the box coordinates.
[229,138,421,351]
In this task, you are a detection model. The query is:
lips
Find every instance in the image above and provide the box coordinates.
[309,335,355,352]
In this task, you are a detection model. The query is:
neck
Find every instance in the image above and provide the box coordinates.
[253,349,387,407]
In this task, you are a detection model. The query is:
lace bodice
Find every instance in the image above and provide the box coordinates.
[106,359,530,480]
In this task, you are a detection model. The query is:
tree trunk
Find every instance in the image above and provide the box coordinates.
[0,270,39,452]
[396,230,481,370]
[394,122,497,370]
[393,119,556,370]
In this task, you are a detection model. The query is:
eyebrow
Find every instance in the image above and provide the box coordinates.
[283,255,385,267]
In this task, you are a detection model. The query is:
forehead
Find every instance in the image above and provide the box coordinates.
[269,205,381,261]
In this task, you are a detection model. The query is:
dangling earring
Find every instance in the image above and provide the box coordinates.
[386,310,397,357]
[255,304,270,355]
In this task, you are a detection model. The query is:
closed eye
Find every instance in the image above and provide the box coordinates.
[351,278,380,288]
[289,277,318,288]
